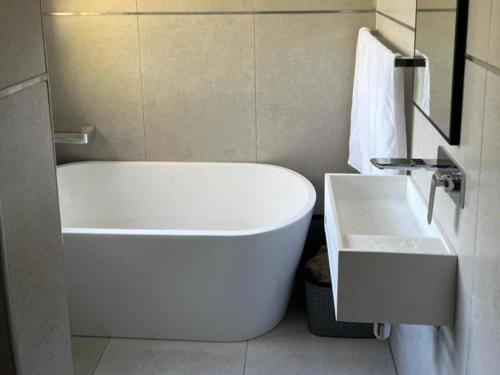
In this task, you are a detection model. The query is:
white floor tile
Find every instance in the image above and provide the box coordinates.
[245,309,397,375]
[93,338,246,375]
[71,336,109,375]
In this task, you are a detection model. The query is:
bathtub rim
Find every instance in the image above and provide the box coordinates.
[57,161,316,237]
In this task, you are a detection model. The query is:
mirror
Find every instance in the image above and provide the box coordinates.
[413,0,469,145]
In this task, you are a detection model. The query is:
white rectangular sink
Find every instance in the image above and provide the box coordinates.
[324,174,457,326]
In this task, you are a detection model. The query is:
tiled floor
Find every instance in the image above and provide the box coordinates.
[72,308,396,375]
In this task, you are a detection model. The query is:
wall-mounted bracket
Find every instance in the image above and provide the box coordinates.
[395,56,426,68]
[54,126,96,145]
[435,145,466,209]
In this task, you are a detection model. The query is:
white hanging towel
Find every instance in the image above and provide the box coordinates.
[348,27,407,175]
[414,51,431,115]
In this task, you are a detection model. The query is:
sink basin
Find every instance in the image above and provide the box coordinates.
[324,174,457,326]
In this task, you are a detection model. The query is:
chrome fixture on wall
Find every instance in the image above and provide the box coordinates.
[427,169,463,224]
[54,126,96,145]
[373,323,391,340]
[394,56,426,68]
[371,146,465,224]
[370,157,454,171]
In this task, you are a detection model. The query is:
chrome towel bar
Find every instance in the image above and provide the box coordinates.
[54,126,96,145]
[395,56,426,68]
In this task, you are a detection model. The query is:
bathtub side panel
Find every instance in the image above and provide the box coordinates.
[62,214,311,341]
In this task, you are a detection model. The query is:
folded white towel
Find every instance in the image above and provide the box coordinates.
[348,27,407,175]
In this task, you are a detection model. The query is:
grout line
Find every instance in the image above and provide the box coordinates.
[253,13,258,163]
[43,10,375,16]
[252,9,373,15]
[135,13,148,161]
[387,338,399,375]
[40,0,61,187]
[0,74,48,99]
[92,338,111,375]
[466,54,500,77]
[375,10,415,32]
[417,8,457,12]
[485,0,495,68]
[243,340,249,375]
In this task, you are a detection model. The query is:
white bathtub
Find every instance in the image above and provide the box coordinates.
[57,162,315,342]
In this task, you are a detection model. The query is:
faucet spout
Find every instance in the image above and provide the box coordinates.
[370,158,457,171]
[370,146,466,224]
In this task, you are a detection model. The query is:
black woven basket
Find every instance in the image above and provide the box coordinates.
[303,269,374,338]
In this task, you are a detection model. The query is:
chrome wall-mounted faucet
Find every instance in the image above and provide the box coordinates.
[371,146,465,224]
[370,158,457,171]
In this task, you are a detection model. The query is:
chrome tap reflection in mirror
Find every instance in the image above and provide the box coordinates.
[413,0,469,145]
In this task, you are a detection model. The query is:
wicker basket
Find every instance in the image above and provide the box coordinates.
[303,269,374,338]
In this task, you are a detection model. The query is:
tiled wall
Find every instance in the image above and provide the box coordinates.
[375,1,500,375]
[0,0,73,373]
[42,0,375,212]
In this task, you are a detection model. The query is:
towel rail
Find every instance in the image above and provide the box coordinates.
[395,56,426,68]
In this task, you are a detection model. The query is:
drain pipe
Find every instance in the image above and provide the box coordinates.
[373,323,391,340]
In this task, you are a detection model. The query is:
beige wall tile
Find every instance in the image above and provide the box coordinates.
[418,0,456,9]
[45,16,145,163]
[72,337,109,375]
[0,0,46,89]
[139,15,256,162]
[391,62,487,375]
[468,71,500,375]
[0,82,73,375]
[377,0,416,28]
[138,0,253,12]
[415,11,456,135]
[489,0,500,68]
[254,0,374,11]
[375,13,414,55]
[467,0,492,62]
[43,0,137,12]
[255,13,374,213]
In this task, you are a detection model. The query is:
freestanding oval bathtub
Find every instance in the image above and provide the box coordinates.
[57,162,316,342]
